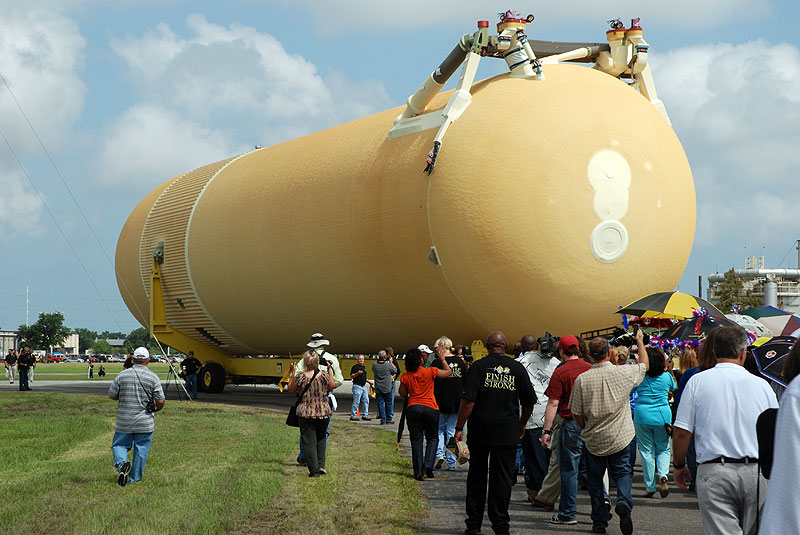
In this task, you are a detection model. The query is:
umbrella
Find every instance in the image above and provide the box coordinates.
[757,314,800,337]
[739,306,790,320]
[751,336,798,387]
[726,314,772,338]
[659,314,738,342]
[617,291,725,320]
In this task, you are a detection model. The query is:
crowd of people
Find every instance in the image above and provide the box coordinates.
[96,325,800,534]
[279,326,799,535]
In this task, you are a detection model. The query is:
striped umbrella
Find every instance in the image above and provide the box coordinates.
[617,291,725,320]
[757,314,800,338]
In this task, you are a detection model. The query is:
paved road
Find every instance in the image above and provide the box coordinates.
[1,379,703,534]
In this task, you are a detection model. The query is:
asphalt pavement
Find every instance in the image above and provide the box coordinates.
[1,378,703,534]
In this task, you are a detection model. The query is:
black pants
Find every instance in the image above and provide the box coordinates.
[406,404,439,478]
[465,442,516,534]
[298,416,329,476]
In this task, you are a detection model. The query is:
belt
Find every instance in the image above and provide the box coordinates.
[701,456,758,465]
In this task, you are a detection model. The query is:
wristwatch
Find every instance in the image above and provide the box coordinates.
[542,429,552,435]
[673,461,686,470]
[455,426,464,432]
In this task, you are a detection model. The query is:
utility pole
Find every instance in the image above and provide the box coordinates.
[698,275,702,299]
[26,285,29,326]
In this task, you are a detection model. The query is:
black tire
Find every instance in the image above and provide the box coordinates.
[201,361,225,393]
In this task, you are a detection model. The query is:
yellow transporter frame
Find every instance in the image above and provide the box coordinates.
[150,257,487,393]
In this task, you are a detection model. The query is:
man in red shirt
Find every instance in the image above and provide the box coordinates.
[540,335,592,525]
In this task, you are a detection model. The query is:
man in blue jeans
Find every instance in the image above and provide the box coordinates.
[180,350,203,400]
[372,350,398,424]
[569,332,648,535]
[108,347,166,486]
[540,335,591,526]
[349,354,372,421]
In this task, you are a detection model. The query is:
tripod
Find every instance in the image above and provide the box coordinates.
[164,358,192,401]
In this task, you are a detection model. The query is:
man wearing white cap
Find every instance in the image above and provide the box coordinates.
[295,333,343,468]
[419,344,435,368]
[108,347,165,486]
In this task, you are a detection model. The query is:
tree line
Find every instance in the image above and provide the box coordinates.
[14,312,167,355]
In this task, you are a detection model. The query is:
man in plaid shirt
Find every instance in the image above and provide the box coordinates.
[570,330,648,535]
[108,346,165,486]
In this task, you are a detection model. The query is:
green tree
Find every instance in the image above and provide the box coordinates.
[74,328,98,353]
[17,312,71,350]
[715,268,762,313]
[92,339,114,355]
[125,327,153,352]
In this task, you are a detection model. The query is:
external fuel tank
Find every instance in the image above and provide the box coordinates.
[115,64,696,354]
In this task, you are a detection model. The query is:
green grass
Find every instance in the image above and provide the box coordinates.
[23,362,175,381]
[0,393,424,535]
[0,392,296,535]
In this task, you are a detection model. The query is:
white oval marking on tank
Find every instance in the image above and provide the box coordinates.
[588,150,631,262]
[644,161,653,172]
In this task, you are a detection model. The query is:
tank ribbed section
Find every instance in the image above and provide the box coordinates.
[139,157,254,354]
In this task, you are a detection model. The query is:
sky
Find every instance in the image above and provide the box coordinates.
[1,0,799,335]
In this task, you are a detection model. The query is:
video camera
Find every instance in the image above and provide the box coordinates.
[538,332,558,358]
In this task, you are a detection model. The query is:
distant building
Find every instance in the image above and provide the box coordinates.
[106,338,126,349]
[52,333,81,355]
[708,252,800,315]
[0,331,18,354]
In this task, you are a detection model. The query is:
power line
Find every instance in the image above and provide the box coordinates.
[0,70,149,330]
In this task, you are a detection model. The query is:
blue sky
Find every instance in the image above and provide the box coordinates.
[1,0,799,334]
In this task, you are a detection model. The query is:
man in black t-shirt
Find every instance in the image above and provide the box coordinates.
[349,354,373,421]
[5,349,17,384]
[17,348,33,391]
[180,351,203,400]
[455,331,536,535]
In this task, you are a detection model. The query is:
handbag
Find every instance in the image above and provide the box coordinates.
[286,369,318,427]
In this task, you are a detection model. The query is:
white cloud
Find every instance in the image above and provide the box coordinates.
[93,104,239,189]
[0,8,86,237]
[652,40,800,267]
[98,14,392,186]
[0,165,44,240]
[273,0,769,33]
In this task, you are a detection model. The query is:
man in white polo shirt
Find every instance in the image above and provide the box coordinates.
[673,326,778,535]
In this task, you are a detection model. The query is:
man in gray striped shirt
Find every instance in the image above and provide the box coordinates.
[109,347,165,486]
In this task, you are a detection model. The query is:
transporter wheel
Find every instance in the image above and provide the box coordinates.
[201,361,226,393]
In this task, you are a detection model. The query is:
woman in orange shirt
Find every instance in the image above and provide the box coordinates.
[400,345,451,480]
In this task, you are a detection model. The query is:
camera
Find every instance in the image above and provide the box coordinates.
[145,399,157,413]
[318,354,328,367]
[538,332,558,358]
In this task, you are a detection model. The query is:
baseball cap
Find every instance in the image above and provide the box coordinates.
[417,344,434,354]
[556,335,579,352]
[133,347,150,361]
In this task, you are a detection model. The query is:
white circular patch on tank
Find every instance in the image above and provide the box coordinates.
[590,221,628,263]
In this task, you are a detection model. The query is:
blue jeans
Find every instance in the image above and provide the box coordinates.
[112,431,153,483]
[521,428,550,491]
[18,368,29,390]
[585,446,634,530]
[436,412,458,467]
[389,381,396,420]
[557,419,584,521]
[184,374,198,399]
[351,384,370,418]
[376,390,393,423]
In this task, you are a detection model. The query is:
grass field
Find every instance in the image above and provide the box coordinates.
[0,392,424,535]
[18,362,175,381]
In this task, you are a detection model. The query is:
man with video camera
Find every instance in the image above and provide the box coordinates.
[517,333,560,503]
[108,347,165,487]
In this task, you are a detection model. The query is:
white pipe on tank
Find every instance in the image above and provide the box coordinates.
[707,268,800,283]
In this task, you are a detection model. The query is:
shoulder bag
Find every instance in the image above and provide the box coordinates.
[286,369,319,427]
